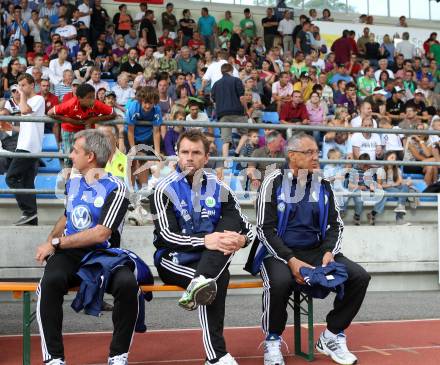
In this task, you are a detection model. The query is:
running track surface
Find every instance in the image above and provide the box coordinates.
[2,319,440,364]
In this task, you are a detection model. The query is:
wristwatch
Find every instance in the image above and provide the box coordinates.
[243,234,251,247]
[51,237,61,250]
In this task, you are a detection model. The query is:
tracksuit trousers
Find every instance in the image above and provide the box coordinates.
[260,245,371,336]
[156,249,232,363]
[36,249,139,362]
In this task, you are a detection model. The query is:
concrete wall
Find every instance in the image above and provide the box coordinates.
[1,225,439,291]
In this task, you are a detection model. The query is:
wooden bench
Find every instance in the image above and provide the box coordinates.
[0,281,314,365]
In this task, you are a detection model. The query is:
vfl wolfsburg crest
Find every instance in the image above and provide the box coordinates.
[205,197,216,208]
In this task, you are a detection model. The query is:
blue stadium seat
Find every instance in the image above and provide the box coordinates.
[42,134,58,152]
[262,111,280,124]
[0,174,59,199]
[35,175,59,199]
[38,158,62,173]
[410,179,437,202]
[0,175,13,198]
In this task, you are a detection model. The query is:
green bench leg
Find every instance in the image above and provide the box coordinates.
[23,291,32,365]
[292,292,314,362]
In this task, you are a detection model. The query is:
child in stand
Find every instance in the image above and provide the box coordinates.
[164,111,185,156]
[323,148,348,215]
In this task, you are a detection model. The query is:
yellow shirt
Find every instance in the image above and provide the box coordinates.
[105,149,127,180]
[293,81,314,102]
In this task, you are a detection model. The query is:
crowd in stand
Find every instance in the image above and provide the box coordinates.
[0,0,440,226]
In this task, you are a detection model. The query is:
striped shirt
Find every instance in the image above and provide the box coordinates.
[54,83,72,102]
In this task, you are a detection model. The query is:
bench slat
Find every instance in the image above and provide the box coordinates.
[0,281,263,293]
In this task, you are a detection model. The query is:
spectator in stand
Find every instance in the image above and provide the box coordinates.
[277,10,294,54]
[161,2,177,37]
[90,0,109,44]
[53,69,72,102]
[211,62,246,160]
[198,7,216,52]
[374,58,394,82]
[38,77,59,135]
[61,79,80,102]
[357,66,377,99]
[247,130,285,189]
[330,64,354,89]
[348,30,358,56]
[125,86,162,188]
[331,29,352,65]
[6,73,45,226]
[113,4,133,37]
[403,124,437,185]
[31,67,43,93]
[185,100,209,127]
[48,83,115,167]
[364,87,387,118]
[72,50,93,83]
[351,101,378,128]
[398,15,408,28]
[351,118,382,160]
[202,50,239,90]
[112,36,129,66]
[378,118,404,159]
[395,32,416,60]
[87,66,110,91]
[112,72,135,108]
[319,8,334,21]
[158,46,177,75]
[386,87,406,125]
[295,19,312,55]
[271,71,293,112]
[240,8,257,46]
[357,27,370,57]
[293,71,314,101]
[279,90,310,126]
[139,46,159,76]
[179,9,197,46]
[3,59,23,98]
[8,6,30,47]
[177,46,197,74]
[322,119,353,160]
[49,47,71,84]
[77,0,91,29]
[262,7,278,51]
[164,110,185,156]
[120,47,144,81]
[381,35,395,66]
[347,153,377,225]
[55,15,77,53]
[125,28,139,48]
[306,91,327,139]
[1,44,27,73]
[140,10,157,48]
[218,10,234,36]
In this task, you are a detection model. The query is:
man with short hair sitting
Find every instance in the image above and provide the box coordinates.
[149,129,255,365]
[246,133,370,365]
[35,130,142,365]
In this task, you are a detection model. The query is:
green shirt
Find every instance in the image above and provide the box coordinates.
[218,19,233,34]
[240,18,256,38]
[357,76,377,97]
[430,43,440,64]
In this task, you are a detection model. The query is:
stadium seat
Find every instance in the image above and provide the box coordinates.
[35,175,59,199]
[262,111,280,124]
[42,134,58,152]
[38,158,62,174]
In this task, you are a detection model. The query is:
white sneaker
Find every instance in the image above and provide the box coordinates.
[393,204,406,214]
[205,353,238,364]
[108,353,128,365]
[47,359,66,365]
[263,337,285,365]
[316,332,358,365]
[178,275,217,310]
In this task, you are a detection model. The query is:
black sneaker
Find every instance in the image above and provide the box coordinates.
[353,214,360,226]
[367,212,375,226]
[101,300,113,311]
[14,214,38,226]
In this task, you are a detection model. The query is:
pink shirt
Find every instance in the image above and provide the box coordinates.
[306,101,325,125]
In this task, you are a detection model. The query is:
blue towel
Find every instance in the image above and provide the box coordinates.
[296,262,348,300]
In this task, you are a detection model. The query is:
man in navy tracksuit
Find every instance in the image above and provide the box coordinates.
[149,129,255,365]
[246,132,370,365]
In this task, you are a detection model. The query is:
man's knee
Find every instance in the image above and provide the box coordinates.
[111,269,138,297]
[40,270,70,294]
